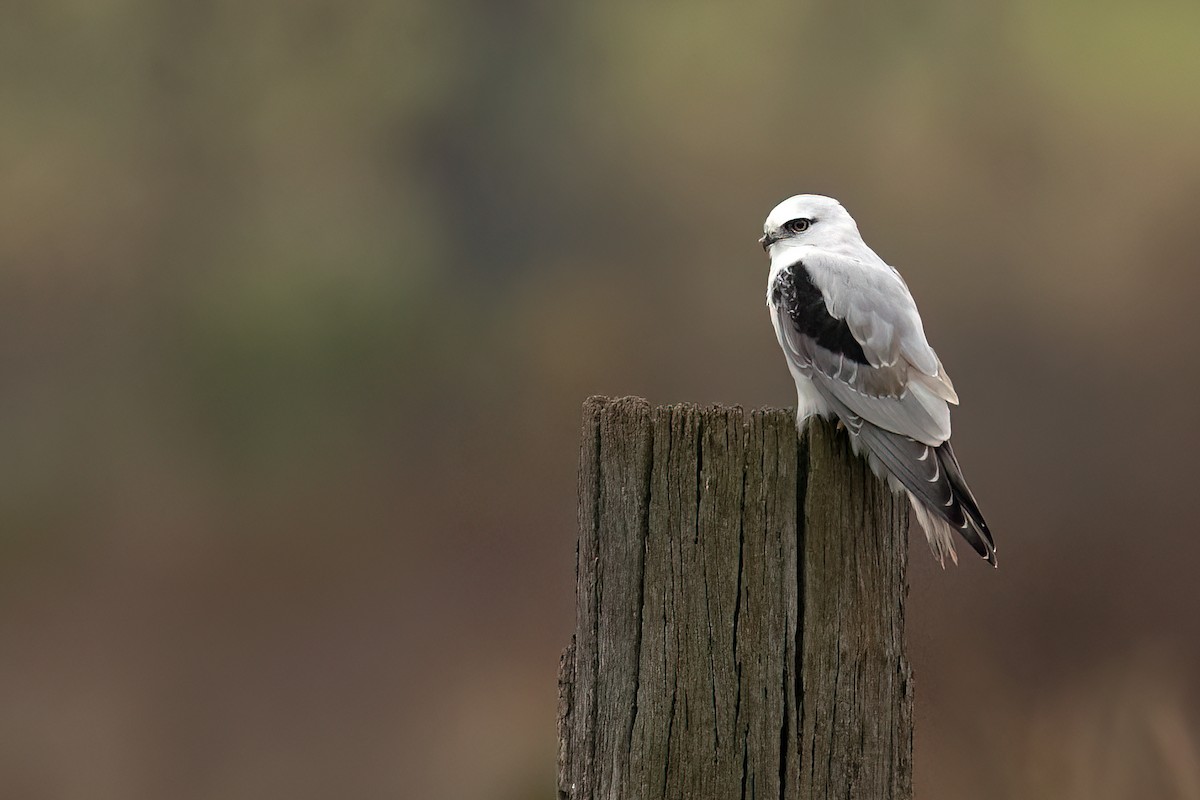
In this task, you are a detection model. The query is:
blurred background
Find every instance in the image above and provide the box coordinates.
[3,1,1200,798]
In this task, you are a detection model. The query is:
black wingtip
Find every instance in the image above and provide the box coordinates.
[965,517,997,568]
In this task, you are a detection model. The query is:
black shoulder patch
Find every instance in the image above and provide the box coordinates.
[772,260,869,364]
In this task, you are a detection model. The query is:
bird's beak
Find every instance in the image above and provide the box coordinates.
[759,233,777,252]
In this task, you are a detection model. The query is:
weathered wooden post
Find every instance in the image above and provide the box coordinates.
[558,396,912,800]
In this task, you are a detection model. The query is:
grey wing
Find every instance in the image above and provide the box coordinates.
[769,252,955,446]
[834,402,996,564]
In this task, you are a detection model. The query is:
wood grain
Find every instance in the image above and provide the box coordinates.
[559,397,911,800]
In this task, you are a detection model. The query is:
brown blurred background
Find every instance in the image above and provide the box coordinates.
[3,1,1200,798]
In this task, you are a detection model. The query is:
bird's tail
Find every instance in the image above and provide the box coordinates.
[908,495,962,566]
[849,420,997,567]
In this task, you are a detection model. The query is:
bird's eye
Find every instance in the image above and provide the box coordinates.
[784,218,812,234]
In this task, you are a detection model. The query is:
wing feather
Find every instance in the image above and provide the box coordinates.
[769,253,953,445]
[835,404,996,564]
[806,251,956,396]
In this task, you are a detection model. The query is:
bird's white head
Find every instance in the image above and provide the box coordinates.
[760,194,867,259]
